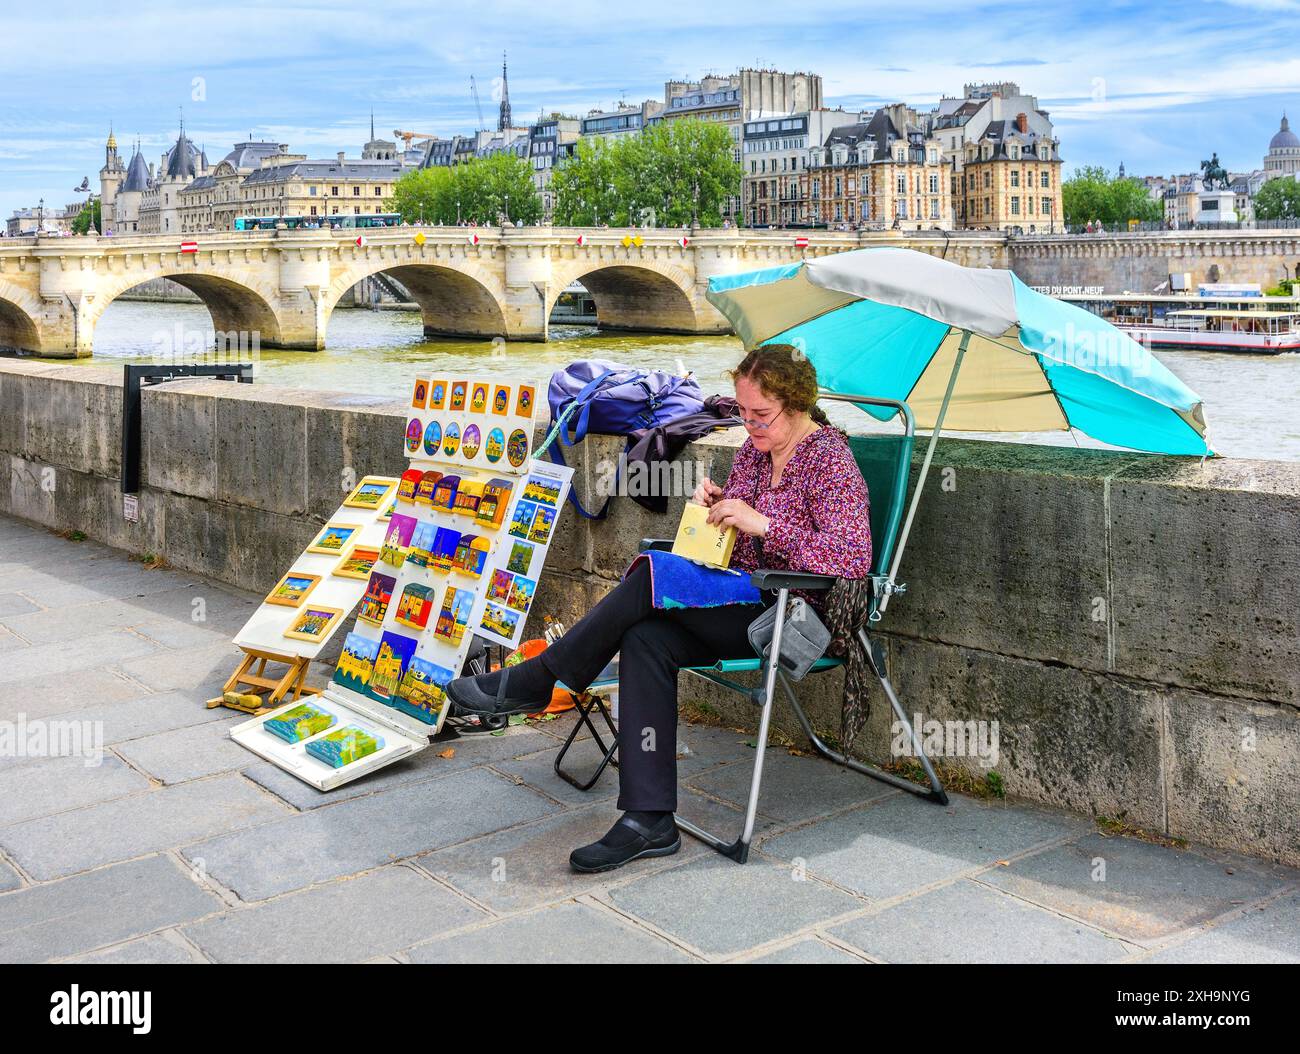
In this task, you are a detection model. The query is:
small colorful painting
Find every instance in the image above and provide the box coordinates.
[507,540,534,576]
[515,385,535,418]
[284,604,345,642]
[406,520,437,568]
[452,534,490,577]
[431,474,461,512]
[379,497,396,521]
[430,526,462,573]
[522,474,561,507]
[422,419,443,458]
[333,544,380,580]
[461,423,481,460]
[506,428,529,468]
[398,468,424,502]
[334,632,379,694]
[395,657,454,725]
[411,378,429,410]
[527,503,556,544]
[357,571,397,625]
[452,478,485,517]
[506,574,536,613]
[470,383,489,413]
[265,571,321,608]
[306,522,362,555]
[487,568,514,605]
[415,469,442,505]
[479,601,521,639]
[492,384,511,416]
[442,421,461,458]
[485,427,505,463]
[393,582,435,630]
[449,381,467,411]
[428,380,448,410]
[369,631,419,701]
[474,478,512,528]
[434,586,474,645]
[405,417,422,454]
[379,513,418,568]
[343,476,397,511]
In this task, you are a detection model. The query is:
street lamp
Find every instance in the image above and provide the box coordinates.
[456,199,461,225]
[503,192,510,229]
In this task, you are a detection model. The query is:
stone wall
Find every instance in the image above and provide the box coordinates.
[2,358,1296,866]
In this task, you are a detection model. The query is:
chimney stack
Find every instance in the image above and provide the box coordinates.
[337,151,346,164]
[1016,112,1029,134]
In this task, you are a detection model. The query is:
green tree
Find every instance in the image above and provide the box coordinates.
[1254,177,1300,221]
[1062,166,1162,228]
[554,118,741,227]
[388,153,541,226]
[70,198,101,234]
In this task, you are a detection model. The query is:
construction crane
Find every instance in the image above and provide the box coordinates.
[469,75,486,132]
[393,130,436,148]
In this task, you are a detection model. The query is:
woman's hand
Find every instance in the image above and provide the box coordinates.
[706,498,770,538]
[690,476,724,508]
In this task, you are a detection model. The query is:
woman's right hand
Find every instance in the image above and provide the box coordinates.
[691,476,724,507]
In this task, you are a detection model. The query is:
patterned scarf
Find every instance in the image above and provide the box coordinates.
[820,576,878,747]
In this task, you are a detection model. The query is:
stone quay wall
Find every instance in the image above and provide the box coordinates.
[2,357,1296,866]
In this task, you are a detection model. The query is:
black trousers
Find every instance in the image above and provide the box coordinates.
[539,559,772,812]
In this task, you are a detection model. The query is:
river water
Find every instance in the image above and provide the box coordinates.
[63,300,1300,461]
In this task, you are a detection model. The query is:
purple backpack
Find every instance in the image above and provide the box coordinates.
[540,360,704,518]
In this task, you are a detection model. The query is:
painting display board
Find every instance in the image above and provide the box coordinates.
[231,374,573,792]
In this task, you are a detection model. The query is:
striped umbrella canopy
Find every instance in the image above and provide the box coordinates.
[706,246,1213,456]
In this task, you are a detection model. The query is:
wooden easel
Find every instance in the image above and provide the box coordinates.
[207,646,322,716]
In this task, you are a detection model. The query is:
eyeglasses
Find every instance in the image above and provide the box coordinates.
[734,407,785,431]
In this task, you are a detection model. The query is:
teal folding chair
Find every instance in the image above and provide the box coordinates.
[640,392,948,863]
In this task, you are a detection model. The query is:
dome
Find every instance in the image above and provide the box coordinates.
[1269,114,1299,151]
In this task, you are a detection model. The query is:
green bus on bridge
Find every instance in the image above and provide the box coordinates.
[234,214,403,231]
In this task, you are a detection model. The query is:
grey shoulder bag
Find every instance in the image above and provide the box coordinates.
[747,596,832,682]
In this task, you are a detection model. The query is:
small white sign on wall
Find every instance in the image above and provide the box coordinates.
[123,494,139,522]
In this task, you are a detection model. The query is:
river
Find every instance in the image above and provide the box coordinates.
[59,300,1300,461]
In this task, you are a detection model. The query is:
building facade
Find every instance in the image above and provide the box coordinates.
[1264,113,1300,180]
[742,108,871,226]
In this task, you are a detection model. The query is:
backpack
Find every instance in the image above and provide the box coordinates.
[538,361,704,518]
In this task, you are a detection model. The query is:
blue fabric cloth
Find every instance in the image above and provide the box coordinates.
[626,549,761,609]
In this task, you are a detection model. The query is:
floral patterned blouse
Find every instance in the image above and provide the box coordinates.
[722,426,873,610]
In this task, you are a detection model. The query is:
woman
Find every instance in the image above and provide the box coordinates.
[447,344,874,873]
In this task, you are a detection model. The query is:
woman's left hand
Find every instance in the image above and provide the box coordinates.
[706,498,769,538]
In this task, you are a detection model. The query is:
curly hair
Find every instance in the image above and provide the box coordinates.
[727,343,834,428]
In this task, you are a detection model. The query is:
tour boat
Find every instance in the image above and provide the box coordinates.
[1061,294,1300,355]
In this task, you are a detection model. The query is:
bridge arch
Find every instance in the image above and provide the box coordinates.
[0,281,44,354]
[88,270,285,352]
[323,257,508,342]
[547,259,712,334]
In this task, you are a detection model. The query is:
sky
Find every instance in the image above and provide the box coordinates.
[1,0,1297,219]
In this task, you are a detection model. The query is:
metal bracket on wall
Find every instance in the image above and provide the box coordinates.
[120,363,254,494]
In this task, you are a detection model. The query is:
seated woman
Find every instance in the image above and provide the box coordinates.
[447,344,873,873]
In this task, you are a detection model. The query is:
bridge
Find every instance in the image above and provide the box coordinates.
[2,225,1298,357]
[0,227,1006,357]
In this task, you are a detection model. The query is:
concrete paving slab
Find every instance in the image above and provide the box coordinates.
[978,833,1294,943]
[63,932,205,964]
[406,901,695,964]
[0,754,151,827]
[184,865,487,964]
[759,793,1087,901]
[686,751,895,823]
[607,854,863,957]
[742,938,867,964]
[37,690,232,745]
[1144,891,1300,964]
[0,855,222,963]
[182,768,561,902]
[114,718,253,785]
[0,773,290,880]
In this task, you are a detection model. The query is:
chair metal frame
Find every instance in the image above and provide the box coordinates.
[645,383,965,863]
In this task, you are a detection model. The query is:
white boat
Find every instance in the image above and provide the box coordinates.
[1061,294,1300,355]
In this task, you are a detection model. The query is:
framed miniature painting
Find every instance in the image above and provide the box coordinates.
[265,571,321,608]
[333,545,381,580]
[284,605,345,642]
[343,476,397,511]
[306,522,363,556]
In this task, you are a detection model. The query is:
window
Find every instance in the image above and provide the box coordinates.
[896,174,906,194]
[331,186,339,196]
[1042,196,1052,214]
[1010,170,1019,187]
[1040,171,1050,188]
[353,186,361,196]
[309,205,317,216]
[375,186,382,196]
[1011,196,1020,215]
[354,206,360,214]
[931,200,940,219]
[930,174,939,194]
[983,171,991,189]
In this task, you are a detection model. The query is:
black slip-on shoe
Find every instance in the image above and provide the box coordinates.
[569,813,681,874]
[445,667,552,717]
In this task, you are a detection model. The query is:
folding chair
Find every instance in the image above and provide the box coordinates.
[641,392,949,863]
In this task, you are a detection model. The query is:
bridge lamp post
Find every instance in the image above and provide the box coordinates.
[456,199,461,225]
[503,192,510,229]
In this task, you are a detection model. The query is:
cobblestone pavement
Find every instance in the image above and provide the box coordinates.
[1,516,1297,964]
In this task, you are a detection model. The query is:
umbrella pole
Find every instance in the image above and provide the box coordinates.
[879,327,970,617]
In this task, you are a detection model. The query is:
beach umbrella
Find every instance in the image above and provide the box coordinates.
[705,246,1212,457]
[706,246,1214,615]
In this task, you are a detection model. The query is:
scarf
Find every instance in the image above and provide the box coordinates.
[820,576,878,747]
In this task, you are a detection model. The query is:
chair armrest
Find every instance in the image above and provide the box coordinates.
[749,569,837,592]
[639,538,674,553]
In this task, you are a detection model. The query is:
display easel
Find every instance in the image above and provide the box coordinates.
[206,646,323,716]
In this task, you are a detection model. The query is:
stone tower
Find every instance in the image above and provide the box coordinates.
[99,128,125,232]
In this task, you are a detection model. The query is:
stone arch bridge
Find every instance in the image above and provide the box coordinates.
[0,227,1007,358]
